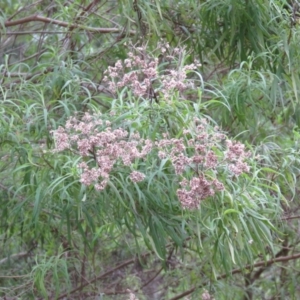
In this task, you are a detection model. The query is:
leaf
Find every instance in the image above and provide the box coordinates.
[227,239,236,264]
[223,209,241,216]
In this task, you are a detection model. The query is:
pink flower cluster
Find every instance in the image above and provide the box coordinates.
[156,118,250,209]
[52,114,250,210]
[225,140,250,175]
[51,112,152,190]
[160,62,199,95]
[103,43,200,100]
[103,45,159,98]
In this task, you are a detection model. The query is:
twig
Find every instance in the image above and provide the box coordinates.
[0,251,31,265]
[56,244,177,299]
[56,256,145,299]
[282,215,300,220]
[169,252,300,300]
[4,15,130,34]
[0,183,61,219]
[5,31,69,35]
[251,244,289,283]
[0,241,36,265]
[7,0,43,21]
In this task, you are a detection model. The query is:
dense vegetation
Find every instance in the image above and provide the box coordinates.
[1,0,300,299]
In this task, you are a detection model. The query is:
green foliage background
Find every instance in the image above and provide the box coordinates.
[1,0,300,299]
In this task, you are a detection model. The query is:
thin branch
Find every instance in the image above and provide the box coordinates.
[0,72,32,77]
[0,252,30,265]
[169,252,300,300]
[248,241,289,294]
[7,48,48,66]
[0,183,61,219]
[137,247,175,293]
[1,67,53,81]
[0,274,29,279]
[56,255,146,299]
[5,31,68,35]
[6,0,44,21]
[56,244,177,299]
[0,242,36,266]
[75,0,100,22]
[282,215,300,220]
[4,15,129,34]
[139,267,164,290]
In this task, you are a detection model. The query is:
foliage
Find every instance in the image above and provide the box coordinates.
[1,0,300,299]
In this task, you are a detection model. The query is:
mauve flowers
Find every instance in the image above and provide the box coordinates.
[129,171,146,182]
[103,45,159,99]
[103,43,200,100]
[52,126,70,152]
[51,113,151,190]
[177,176,215,209]
[52,114,250,210]
[225,140,251,175]
[52,45,251,211]
[156,118,250,209]
[50,46,251,214]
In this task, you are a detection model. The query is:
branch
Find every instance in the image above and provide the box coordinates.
[1,67,53,81]
[138,248,174,293]
[248,241,290,292]
[0,251,30,265]
[282,215,300,220]
[57,246,176,299]
[0,241,37,266]
[169,252,300,300]
[5,31,67,35]
[4,15,128,34]
[0,183,60,219]
[6,0,44,21]
[73,0,100,25]
[56,255,148,299]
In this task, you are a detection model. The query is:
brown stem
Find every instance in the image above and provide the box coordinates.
[243,273,253,300]
[282,215,300,220]
[4,15,123,34]
[251,242,289,283]
[0,251,31,265]
[169,252,300,300]
[56,254,150,299]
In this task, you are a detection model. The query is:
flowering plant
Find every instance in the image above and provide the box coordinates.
[50,43,276,271]
[52,112,250,210]
[52,112,152,191]
[103,42,201,101]
[51,44,252,210]
[156,118,250,209]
